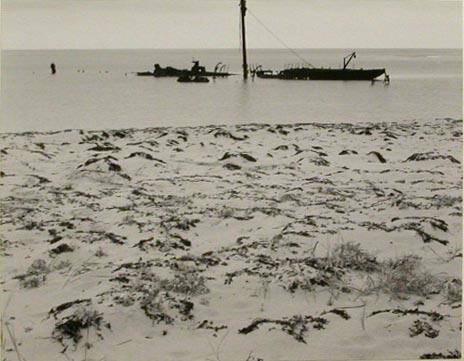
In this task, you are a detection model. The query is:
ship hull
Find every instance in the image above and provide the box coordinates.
[277,67,386,81]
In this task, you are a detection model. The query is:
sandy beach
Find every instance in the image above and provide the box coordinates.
[0,118,462,361]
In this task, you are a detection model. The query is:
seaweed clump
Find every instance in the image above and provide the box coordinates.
[52,307,110,348]
[238,315,328,343]
[420,350,461,359]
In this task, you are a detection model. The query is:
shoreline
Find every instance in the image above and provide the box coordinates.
[0,116,461,136]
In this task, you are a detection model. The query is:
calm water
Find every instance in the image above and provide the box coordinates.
[1,49,462,132]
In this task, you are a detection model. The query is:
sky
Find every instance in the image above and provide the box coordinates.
[1,0,463,49]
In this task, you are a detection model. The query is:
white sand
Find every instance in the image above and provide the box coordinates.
[0,118,462,361]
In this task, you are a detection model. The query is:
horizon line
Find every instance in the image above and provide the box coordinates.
[2,47,463,51]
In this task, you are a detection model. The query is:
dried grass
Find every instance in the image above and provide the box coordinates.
[167,271,209,296]
[377,255,442,299]
[298,243,457,301]
[52,306,106,347]
[19,259,50,288]
[329,242,379,272]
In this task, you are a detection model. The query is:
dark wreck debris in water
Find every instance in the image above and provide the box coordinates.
[177,75,210,83]
[137,61,233,78]
[255,52,389,81]
[257,66,386,81]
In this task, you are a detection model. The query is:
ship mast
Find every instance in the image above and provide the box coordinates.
[343,52,356,69]
[240,0,248,80]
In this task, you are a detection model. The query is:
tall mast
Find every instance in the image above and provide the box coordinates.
[240,0,248,80]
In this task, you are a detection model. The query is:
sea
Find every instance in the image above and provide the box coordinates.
[1,48,462,133]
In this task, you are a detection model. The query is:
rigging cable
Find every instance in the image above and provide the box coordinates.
[247,8,314,68]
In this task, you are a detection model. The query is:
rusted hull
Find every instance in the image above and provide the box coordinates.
[257,68,386,81]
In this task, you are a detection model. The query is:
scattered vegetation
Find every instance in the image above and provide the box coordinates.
[197,320,228,332]
[443,279,462,304]
[376,255,443,299]
[245,352,264,361]
[409,320,439,338]
[27,259,50,274]
[321,308,351,320]
[49,299,92,319]
[167,271,209,296]
[49,243,74,255]
[3,121,462,357]
[329,242,378,272]
[369,308,444,322]
[420,350,461,359]
[140,290,174,325]
[227,241,458,303]
[19,275,44,289]
[405,152,460,164]
[112,266,209,324]
[53,259,72,270]
[95,247,107,257]
[52,306,109,348]
[238,315,328,343]
[17,259,50,288]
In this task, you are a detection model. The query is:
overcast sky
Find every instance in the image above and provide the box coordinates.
[2,0,462,49]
